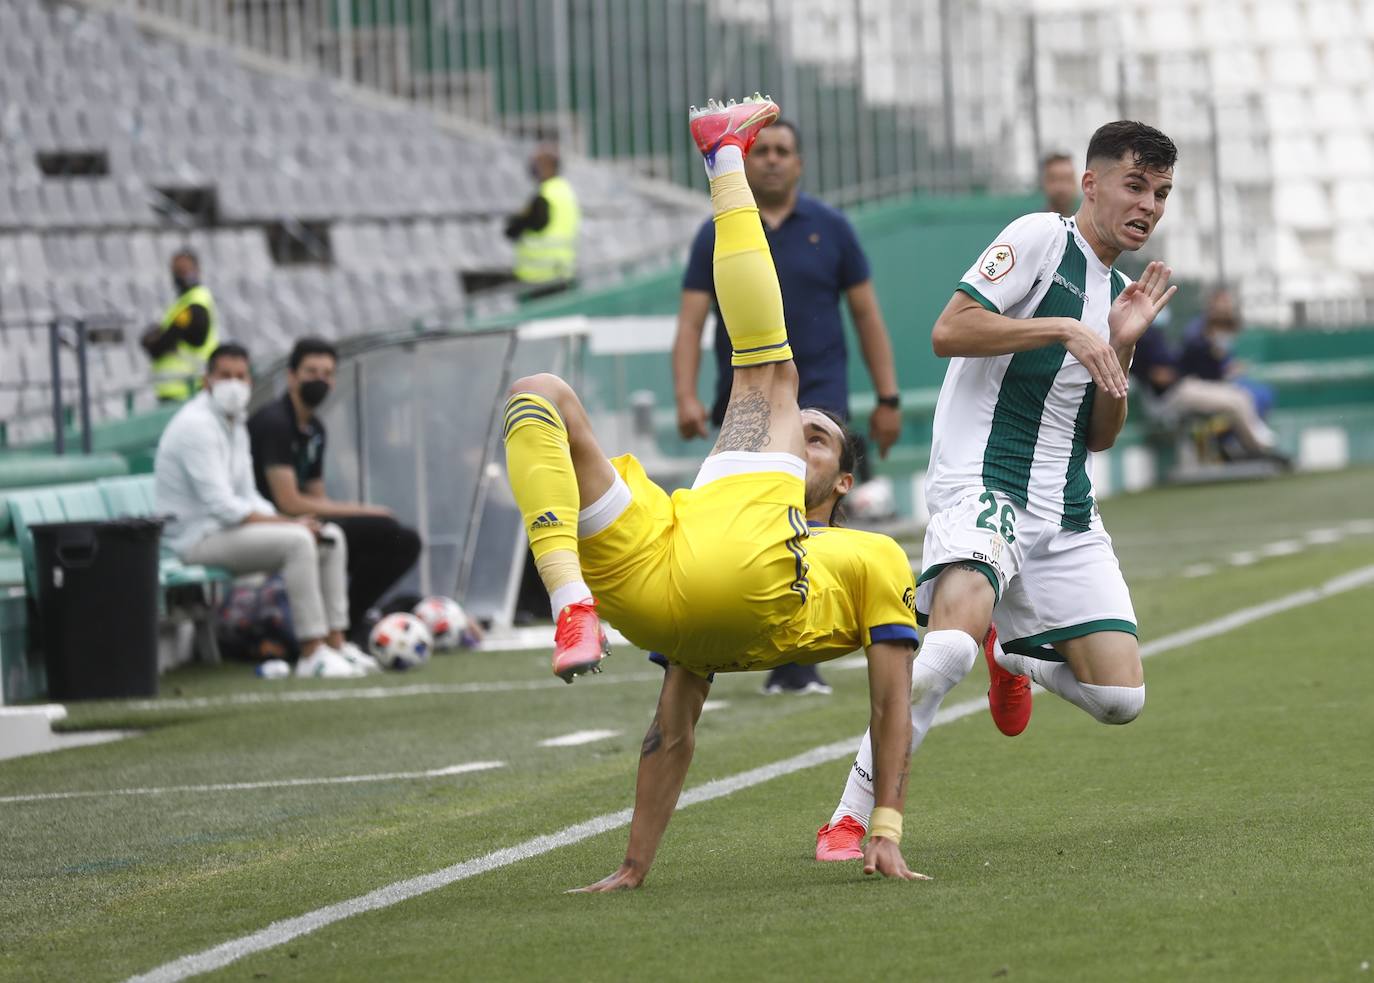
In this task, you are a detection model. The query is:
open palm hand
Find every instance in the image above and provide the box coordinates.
[1108,261,1177,350]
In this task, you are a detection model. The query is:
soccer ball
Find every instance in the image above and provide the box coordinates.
[368,612,433,670]
[412,596,469,650]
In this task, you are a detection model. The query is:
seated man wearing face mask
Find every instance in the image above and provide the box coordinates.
[248,338,423,644]
[155,343,378,678]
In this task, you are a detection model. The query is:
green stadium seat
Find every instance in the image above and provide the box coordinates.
[3,478,233,672]
[96,475,234,588]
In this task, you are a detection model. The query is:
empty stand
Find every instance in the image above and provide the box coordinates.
[0,0,703,442]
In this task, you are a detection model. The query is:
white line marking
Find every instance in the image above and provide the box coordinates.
[1259,540,1303,558]
[701,700,730,712]
[1343,519,1374,535]
[1181,563,1216,578]
[1229,551,1257,566]
[109,672,668,712]
[1,762,505,805]
[127,564,1374,983]
[1305,527,1342,545]
[538,730,621,748]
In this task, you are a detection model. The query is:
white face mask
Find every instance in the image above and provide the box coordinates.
[209,378,252,417]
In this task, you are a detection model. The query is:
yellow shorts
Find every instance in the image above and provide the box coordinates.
[579,454,809,674]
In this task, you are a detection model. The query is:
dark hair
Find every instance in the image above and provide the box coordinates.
[206,343,251,374]
[1085,120,1177,171]
[767,118,801,154]
[807,407,861,526]
[289,337,339,371]
[172,249,199,266]
[1041,152,1073,170]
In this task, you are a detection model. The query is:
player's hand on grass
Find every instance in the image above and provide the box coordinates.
[1108,260,1177,351]
[676,394,709,440]
[869,404,901,459]
[568,862,645,893]
[862,836,931,882]
[1063,321,1129,399]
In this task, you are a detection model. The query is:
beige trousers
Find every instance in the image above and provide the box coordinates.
[1162,377,1276,452]
[185,521,349,640]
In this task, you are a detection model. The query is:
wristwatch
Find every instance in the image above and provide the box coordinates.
[876,393,901,409]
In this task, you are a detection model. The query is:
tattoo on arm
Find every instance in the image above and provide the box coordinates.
[714,388,772,452]
[640,718,663,757]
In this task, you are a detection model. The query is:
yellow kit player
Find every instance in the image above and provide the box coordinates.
[503,96,923,889]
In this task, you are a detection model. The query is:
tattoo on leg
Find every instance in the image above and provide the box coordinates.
[715,389,771,452]
[954,562,986,577]
[640,718,663,757]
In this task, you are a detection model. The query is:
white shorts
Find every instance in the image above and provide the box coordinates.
[915,489,1136,660]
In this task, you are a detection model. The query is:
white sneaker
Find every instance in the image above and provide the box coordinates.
[337,641,384,675]
[295,645,367,678]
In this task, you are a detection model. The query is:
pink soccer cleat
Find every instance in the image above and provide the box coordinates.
[689,93,780,162]
[815,816,867,861]
[552,598,610,683]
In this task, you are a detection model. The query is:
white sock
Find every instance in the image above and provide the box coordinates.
[829,629,979,827]
[703,143,744,181]
[998,651,1145,725]
[549,581,592,616]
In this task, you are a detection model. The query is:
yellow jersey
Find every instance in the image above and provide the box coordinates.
[578,454,919,676]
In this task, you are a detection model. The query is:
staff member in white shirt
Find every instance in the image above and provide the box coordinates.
[154,343,377,678]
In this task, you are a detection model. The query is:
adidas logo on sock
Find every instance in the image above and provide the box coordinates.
[529,511,562,529]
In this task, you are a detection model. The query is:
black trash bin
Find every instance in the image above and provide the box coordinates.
[32,517,163,700]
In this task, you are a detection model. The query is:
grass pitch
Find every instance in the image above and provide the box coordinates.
[2,467,1372,982]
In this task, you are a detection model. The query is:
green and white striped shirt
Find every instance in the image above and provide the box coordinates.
[927,213,1129,532]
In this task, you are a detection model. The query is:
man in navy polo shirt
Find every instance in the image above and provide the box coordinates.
[672,119,902,695]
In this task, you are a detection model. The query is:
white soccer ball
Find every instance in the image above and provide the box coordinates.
[413,596,469,650]
[368,612,433,670]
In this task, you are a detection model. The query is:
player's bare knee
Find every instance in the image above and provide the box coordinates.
[508,372,571,407]
[929,566,996,640]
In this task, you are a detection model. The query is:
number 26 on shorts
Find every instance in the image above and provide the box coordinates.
[975,491,1016,545]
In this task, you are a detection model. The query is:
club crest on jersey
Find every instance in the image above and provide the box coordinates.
[979,243,1015,282]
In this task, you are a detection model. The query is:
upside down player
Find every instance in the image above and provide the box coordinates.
[502,96,926,889]
[815,121,1180,861]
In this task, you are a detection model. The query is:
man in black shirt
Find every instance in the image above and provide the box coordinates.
[248,338,423,640]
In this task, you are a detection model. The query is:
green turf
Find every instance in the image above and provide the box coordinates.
[2,467,1373,982]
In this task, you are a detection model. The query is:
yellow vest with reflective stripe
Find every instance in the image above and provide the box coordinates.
[152,285,220,401]
[514,176,581,283]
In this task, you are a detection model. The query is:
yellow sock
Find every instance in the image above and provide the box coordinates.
[503,393,583,596]
[710,170,791,368]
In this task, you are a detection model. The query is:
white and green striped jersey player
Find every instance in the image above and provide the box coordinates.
[926,212,1131,530]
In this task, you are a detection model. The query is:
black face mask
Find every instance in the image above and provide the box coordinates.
[299,380,331,408]
[173,275,198,294]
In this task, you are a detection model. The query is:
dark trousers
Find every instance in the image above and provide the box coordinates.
[330,515,423,634]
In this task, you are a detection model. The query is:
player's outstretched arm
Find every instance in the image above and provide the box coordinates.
[570,664,711,893]
[863,640,931,881]
[932,293,1130,399]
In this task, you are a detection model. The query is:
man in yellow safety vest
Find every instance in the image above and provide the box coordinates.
[504,143,581,298]
[141,250,220,402]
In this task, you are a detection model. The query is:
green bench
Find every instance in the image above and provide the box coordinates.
[3,475,232,667]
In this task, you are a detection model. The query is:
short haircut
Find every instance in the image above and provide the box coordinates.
[288,337,339,371]
[1041,152,1073,170]
[1085,120,1178,171]
[807,406,861,526]
[172,249,199,266]
[206,343,250,374]
[768,118,801,154]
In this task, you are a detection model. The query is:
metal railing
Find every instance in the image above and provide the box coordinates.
[37,0,1374,325]
[102,0,1036,202]
[0,315,133,453]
